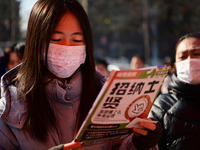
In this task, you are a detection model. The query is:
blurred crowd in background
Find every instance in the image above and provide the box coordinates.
[0,0,198,83]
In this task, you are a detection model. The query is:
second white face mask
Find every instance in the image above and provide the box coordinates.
[46,43,86,78]
[176,58,200,84]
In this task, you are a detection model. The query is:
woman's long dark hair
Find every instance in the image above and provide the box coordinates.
[16,0,102,141]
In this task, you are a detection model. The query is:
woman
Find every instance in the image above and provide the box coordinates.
[0,0,105,149]
[0,0,161,149]
[5,42,24,70]
[149,32,200,149]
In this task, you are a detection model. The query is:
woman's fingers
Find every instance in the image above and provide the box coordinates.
[139,121,156,131]
[63,141,83,150]
[132,119,157,136]
[132,127,148,136]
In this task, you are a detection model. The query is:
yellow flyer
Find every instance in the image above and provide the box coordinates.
[75,65,170,146]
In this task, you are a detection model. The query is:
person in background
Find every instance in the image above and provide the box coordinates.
[0,0,162,149]
[130,55,145,70]
[5,42,25,70]
[149,31,200,149]
[95,58,109,77]
[0,47,7,77]
[160,57,175,94]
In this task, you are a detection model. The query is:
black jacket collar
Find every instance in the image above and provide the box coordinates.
[168,72,200,100]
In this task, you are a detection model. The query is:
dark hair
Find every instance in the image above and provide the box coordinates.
[131,54,145,63]
[15,42,25,58]
[175,31,200,51]
[95,58,108,68]
[5,42,24,66]
[15,0,101,141]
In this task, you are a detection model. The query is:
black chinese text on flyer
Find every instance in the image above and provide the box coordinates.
[75,65,170,146]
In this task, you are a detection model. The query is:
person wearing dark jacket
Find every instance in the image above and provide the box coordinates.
[149,31,200,150]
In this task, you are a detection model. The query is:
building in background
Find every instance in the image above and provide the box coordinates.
[0,0,20,49]
[87,0,200,67]
[1,0,200,69]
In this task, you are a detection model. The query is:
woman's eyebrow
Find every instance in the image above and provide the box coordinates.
[53,31,64,34]
[72,32,84,36]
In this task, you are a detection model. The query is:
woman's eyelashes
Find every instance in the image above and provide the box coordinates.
[73,39,84,43]
[51,38,61,42]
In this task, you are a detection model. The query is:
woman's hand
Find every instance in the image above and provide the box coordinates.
[132,118,162,149]
[63,141,83,150]
[132,118,157,136]
[49,141,83,150]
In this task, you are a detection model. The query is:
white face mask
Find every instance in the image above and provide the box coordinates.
[176,58,200,84]
[46,43,86,78]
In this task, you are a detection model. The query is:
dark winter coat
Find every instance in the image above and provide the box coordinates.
[149,73,200,150]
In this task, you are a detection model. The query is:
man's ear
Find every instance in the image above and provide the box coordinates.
[174,62,177,70]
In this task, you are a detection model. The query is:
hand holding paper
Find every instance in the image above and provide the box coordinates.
[129,118,158,136]
[48,142,83,150]
[132,118,162,149]
[63,141,83,150]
